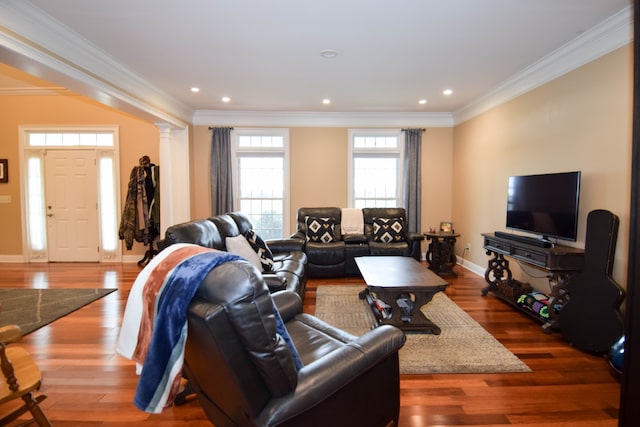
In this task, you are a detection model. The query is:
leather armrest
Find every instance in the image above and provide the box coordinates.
[257,325,405,424]
[267,238,305,253]
[406,232,425,242]
[263,274,288,293]
[271,290,302,321]
[343,234,367,244]
[290,231,306,240]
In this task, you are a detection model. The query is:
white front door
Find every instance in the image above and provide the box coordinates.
[44,149,100,262]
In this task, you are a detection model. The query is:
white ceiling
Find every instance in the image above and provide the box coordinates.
[0,0,633,124]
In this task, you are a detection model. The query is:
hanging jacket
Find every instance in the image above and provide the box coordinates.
[119,166,150,250]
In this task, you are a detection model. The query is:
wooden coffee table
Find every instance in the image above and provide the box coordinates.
[356,256,449,334]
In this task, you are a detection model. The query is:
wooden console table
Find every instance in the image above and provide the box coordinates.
[481,233,584,332]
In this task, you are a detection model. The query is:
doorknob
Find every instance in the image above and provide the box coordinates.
[47,213,54,217]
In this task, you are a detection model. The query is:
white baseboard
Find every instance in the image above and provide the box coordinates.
[0,254,143,264]
[456,256,485,277]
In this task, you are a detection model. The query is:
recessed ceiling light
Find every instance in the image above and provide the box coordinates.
[418,99,427,105]
[443,89,453,96]
[190,87,200,93]
[222,96,231,103]
[320,49,338,59]
[322,98,331,105]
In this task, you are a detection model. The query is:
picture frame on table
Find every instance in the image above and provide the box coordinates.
[0,159,7,183]
[439,221,453,233]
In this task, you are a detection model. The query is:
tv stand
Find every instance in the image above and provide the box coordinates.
[493,231,552,248]
[481,233,584,332]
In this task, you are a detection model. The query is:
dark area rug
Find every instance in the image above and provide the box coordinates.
[0,288,116,335]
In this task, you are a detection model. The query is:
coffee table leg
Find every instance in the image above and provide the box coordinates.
[372,289,443,334]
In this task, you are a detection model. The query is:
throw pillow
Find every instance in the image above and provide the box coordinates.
[305,216,337,243]
[225,235,263,271]
[243,229,274,272]
[372,217,406,243]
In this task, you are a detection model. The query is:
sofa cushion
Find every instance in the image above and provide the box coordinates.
[305,217,337,243]
[372,217,406,243]
[244,229,274,272]
[225,235,263,271]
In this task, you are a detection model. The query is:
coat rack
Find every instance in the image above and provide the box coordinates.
[118,155,160,267]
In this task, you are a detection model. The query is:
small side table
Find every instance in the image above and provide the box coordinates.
[424,231,460,277]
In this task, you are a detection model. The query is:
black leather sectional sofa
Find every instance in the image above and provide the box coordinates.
[157,211,308,297]
[292,207,424,277]
[157,207,422,286]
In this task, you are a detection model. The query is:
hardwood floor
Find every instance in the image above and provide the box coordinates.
[0,262,620,426]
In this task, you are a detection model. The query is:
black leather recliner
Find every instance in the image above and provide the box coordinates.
[293,207,347,277]
[184,259,406,427]
[363,207,424,260]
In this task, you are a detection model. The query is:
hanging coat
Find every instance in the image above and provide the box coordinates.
[119,166,150,250]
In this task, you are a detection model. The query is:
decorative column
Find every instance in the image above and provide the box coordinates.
[156,123,190,235]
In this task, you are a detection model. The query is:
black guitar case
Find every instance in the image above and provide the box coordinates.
[559,209,625,354]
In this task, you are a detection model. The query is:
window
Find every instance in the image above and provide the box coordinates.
[232,129,289,239]
[349,129,404,208]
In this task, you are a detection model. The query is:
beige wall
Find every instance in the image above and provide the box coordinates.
[0,94,159,257]
[452,45,633,289]
[191,125,455,252]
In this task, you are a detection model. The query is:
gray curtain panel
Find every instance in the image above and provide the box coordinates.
[210,127,234,215]
[402,128,423,233]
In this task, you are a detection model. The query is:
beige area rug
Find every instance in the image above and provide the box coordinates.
[314,285,531,374]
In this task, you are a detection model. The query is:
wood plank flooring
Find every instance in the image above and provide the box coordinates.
[0,262,620,426]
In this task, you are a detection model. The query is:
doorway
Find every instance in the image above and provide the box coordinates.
[20,127,121,262]
[44,149,99,261]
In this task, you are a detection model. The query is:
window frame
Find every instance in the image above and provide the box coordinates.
[348,129,405,208]
[231,128,290,238]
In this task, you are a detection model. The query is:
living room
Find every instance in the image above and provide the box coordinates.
[0,44,632,291]
[0,1,637,425]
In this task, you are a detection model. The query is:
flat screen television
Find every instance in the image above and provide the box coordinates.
[506,171,581,242]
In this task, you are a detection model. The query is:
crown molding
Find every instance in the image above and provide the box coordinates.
[0,0,192,127]
[0,87,72,96]
[193,110,454,128]
[0,1,631,129]
[191,5,633,129]
[453,5,633,125]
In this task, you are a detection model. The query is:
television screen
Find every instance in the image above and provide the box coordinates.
[506,171,581,241]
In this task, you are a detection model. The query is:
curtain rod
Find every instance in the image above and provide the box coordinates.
[208,126,235,130]
[401,128,425,131]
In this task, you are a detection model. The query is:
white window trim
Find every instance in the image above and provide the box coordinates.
[348,128,405,207]
[231,128,290,237]
[18,125,122,262]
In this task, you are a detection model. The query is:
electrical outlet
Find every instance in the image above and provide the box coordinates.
[466,243,471,252]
